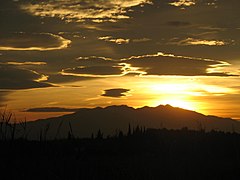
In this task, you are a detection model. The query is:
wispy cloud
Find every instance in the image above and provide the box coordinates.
[169,0,196,7]
[21,0,153,23]
[170,38,227,46]
[0,62,47,66]
[98,36,130,44]
[98,36,150,44]
[132,38,151,43]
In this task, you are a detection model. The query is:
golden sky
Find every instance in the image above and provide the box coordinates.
[0,0,239,121]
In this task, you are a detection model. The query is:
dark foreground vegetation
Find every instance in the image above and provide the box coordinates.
[0,127,240,180]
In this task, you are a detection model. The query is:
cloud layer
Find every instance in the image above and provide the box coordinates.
[60,52,234,78]
[25,107,80,112]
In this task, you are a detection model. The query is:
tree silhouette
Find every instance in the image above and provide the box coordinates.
[118,130,124,138]
[96,129,103,139]
[127,123,132,136]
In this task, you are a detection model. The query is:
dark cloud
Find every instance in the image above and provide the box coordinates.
[65,53,235,77]
[25,107,80,112]
[124,53,234,76]
[76,56,116,66]
[102,88,130,98]
[0,65,53,90]
[124,72,143,77]
[47,74,97,84]
[0,1,43,33]
[63,66,123,76]
[61,56,124,77]
[0,32,71,51]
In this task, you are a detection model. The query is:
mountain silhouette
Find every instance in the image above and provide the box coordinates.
[22,105,240,139]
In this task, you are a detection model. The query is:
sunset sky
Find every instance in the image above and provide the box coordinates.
[0,0,239,121]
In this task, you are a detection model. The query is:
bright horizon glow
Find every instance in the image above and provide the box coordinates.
[159,99,196,111]
[2,76,240,121]
[146,83,198,110]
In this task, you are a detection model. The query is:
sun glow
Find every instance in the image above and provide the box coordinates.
[150,83,189,94]
[148,95,197,111]
[160,99,196,110]
[146,82,199,111]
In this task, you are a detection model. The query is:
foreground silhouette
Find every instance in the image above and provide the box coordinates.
[0,128,240,180]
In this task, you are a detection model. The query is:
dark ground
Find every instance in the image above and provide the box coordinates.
[0,128,240,180]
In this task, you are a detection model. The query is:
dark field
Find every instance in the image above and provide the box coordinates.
[1,128,240,180]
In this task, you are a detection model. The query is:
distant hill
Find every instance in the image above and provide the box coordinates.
[20,105,240,139]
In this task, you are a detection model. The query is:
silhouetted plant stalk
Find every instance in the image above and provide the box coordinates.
[68,122,75,140]
[196,120,206,132]
[39,123,51,142]
[0,107,30,141]
[96,129,103,139]
[0,107,16,141]
[19,118,30,139]
[55,120,63,140]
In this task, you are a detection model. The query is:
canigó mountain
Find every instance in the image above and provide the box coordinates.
[21,105,240,139]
